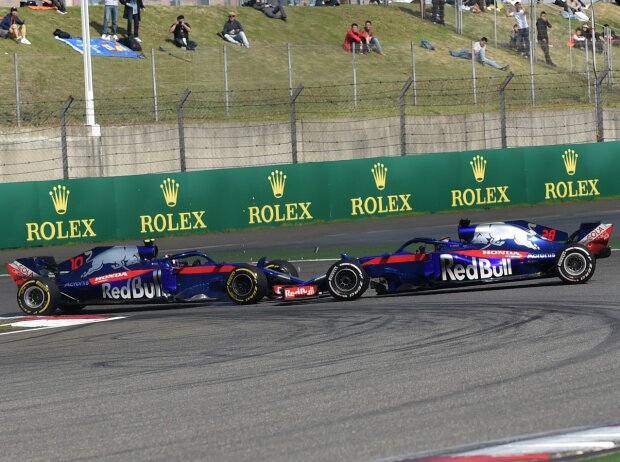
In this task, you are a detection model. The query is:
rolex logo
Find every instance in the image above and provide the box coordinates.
[470,155,487,183]
[160,178,179,207]
[49,185,70,215]
[562,149,578,176]
[268,170,287,198]
[371,163,387,191]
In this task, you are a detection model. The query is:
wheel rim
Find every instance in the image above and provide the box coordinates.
[231,273,254,297]
[22,286,46,310]
[333,268,359,293]
[564,253,587,277]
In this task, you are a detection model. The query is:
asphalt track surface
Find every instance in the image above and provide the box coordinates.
[1,201,619,462]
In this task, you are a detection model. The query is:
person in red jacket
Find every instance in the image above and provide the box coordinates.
[343,23,369,53]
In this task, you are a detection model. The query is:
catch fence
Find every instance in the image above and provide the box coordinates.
[0,41,618,182]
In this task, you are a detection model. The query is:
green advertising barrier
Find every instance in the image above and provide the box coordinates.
[1,141,618,249]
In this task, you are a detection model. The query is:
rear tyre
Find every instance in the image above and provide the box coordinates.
[326,260,369,301]
[17,278,60,316]
[226,265,268,305]
[555,244,595,284]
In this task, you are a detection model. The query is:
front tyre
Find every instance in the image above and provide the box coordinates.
[226,265,268,305]
[556,244,595,284]
[17,278,60,316]
[326,260,369,301]
[264,259,299,277]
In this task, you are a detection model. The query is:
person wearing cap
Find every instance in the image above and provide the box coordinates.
[221,12,250,48]
[0,7,30,45]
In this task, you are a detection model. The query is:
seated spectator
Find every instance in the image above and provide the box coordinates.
[363,20,384,55]
[509,24,518,50]
[0,7,30,44]
[170,15,196,50]
[581,23,604,51]
[343,23,369,53]
[451,37,509,71]
[42,0,68,14]
[255,0,287,21]
[565,0,588,21]
[572,27,586,49]
[314,0,340,5]
[221,12,250,48]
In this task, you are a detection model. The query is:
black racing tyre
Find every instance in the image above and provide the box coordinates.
[264,259,299,278]
[326,260,369,301]
[555,244,595,284]
[17,278,60,316]
[226,265,268,305]
[58,304,86,314]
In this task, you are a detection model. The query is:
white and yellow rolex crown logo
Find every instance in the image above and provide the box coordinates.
[268,170,287,198]
[49,185,70,215]
[371,162,388,191]
[470,155,487,183]
[160,178,180,207]
[562,149,578,176]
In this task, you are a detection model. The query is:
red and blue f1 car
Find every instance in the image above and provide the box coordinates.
[7,240,302,316]
[314,220,613,301]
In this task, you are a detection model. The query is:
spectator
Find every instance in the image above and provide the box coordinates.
[343,23,368,53]
[506,1,529,58]
[222,12,250,48]
[473,37,509,70]
[170,15,196,49]
[572,27,586,49]
[431,0,445,25]
[565,0,588,21]
[536,11,555,66]
[582,23,604,51]
[102,0,119,41]
[363,20,384,55]
[0,7,30,45]
[476,37,509,70]
[42,0,68,14]
[509,24,519,50]
[262,0,287,21]
[121,0,144,43]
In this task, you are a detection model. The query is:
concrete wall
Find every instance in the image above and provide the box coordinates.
[0,108,617,183]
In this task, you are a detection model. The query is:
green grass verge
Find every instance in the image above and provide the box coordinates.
[576,450,620,462]
[1,3,620,125]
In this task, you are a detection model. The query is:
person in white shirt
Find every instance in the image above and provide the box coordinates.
[506,1,530,58]
[473,37,509,70]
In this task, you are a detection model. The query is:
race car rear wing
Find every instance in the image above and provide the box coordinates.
[6,256,57,286]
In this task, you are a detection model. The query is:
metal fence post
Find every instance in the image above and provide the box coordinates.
[223,45,230,116]
[59,96,74,180]
[290,83,304,164]
[594,69,609,142]
[151,48,159,122]
[499,72,513,149]
[352,43,358,109]
[177,88,191,172]
[471,42,477,105]
[410,42,417,106]
[287,43,293,97]
[399,77,414,156]
[14,52,21,128]
[585,39,591,104]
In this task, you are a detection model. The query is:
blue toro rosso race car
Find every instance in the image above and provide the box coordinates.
[7,240,304,316]
[315,220,614,301]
